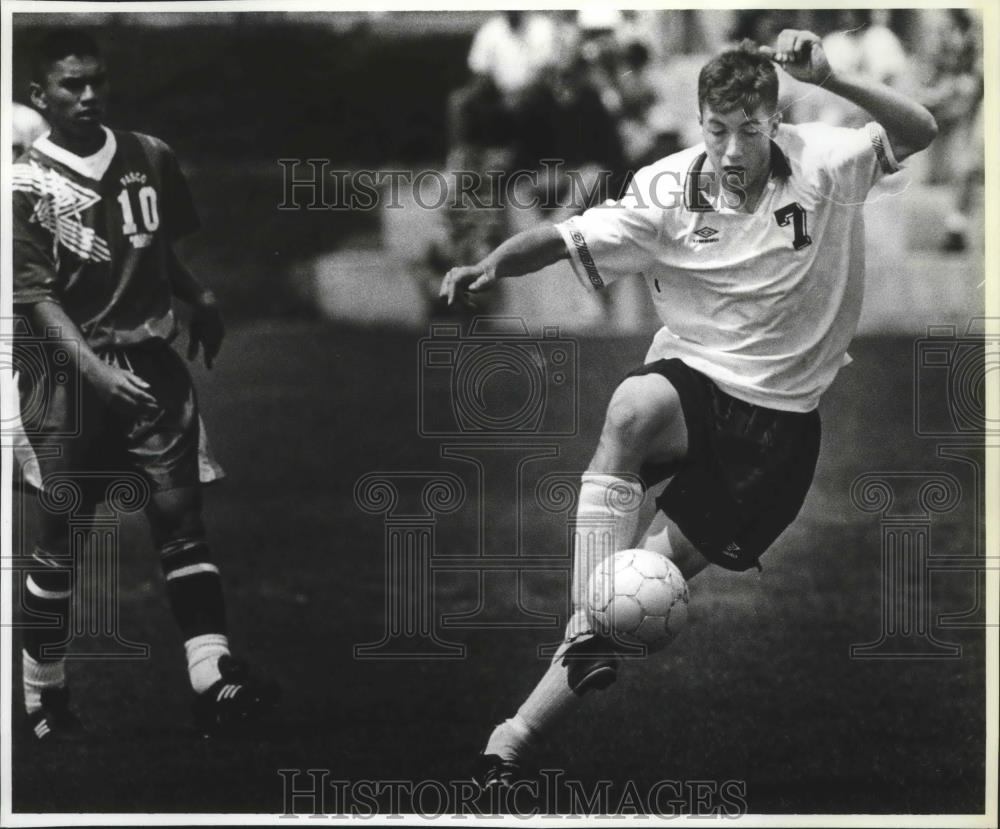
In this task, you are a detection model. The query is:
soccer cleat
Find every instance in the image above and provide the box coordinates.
[192,655,280,737]
[28,687,83,741]
[472,753,521,792]
[561,634,622,695]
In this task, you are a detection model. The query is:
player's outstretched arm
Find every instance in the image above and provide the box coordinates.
[761,30,938,162]
[25,300,159,415]
[440,223,568,306]
[166,248,224,369]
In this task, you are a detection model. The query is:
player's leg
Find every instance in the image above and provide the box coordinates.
[479,373,689,778]
[21,503,91,739]
[129,342,277,734]
[146,484,279,735]
[639,510,710,581]
[565,373,689,627]
[15,347,99,739]
[146,484,228,691]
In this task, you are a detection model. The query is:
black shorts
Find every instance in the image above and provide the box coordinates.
[16,338,210,503]
[629,359,821,572]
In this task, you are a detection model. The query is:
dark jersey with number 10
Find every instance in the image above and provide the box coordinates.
[13,127,200,350]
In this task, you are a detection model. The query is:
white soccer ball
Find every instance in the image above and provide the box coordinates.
[586,549,689,652]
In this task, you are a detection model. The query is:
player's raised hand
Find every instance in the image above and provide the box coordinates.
[759,30,831,86]
[187,294,225,369]
[440,263,496,307]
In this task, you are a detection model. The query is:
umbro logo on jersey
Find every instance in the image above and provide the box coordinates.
[693,226,719,243]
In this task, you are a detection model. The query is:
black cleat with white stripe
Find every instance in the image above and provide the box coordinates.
[28,687,83,742]
[473,753,522,792]
[192,655,280,738]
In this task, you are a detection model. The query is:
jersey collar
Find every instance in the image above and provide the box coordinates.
[34,126,117,181]
[684,140,792,212]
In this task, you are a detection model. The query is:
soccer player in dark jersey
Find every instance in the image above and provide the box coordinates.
[12,29,278,740]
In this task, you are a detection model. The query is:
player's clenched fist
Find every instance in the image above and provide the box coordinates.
[440,263,497,306]
[759,30,831,85]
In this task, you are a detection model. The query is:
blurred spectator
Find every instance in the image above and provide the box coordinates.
[817,10,869,127]
[615,10,658,60]
[612,41,662,167]
[466,11,557,108]
[437,12,560,282]
[535,49,625,219]
[576,7,621,46]
[915,10,983,249]
[822,9,866,77]
[11,101,49,157]
[579,36,666,169]
[919,10,981,132]
[447,10,557,159]
[728,10,784,47]
[449,11,558,152]
[859,10,909,86]
[940,93,983,253]
[551,10,583,72]
[917,9,982,188]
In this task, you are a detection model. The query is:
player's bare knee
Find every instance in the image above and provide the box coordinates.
[146,486,205,547]
[604,388,656,447]
[603,377,684,460]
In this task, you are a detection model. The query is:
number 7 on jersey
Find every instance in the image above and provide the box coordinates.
[774,202,812,250]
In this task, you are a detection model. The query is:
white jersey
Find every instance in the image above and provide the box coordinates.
[556,121,901,412]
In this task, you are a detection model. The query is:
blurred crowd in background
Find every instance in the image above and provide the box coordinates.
[436,8,984,264]
[10,8,986,321]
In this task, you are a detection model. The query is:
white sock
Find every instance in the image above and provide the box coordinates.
[571,473,646,616]
[484,474,645,761]
[23,650,66,714]
[185,633,230,694]
[484,715,536,763]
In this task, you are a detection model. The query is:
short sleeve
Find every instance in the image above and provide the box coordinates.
[555,174,663,290]
[160,146,200,240]
[805,121,901,205]
[12,181,59,305]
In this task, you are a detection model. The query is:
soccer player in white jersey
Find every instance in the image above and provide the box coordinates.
[12,30,278,740]
[440,31,938,787]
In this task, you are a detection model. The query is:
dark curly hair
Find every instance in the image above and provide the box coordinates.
[31,29,101,82]
[698,39,778,116]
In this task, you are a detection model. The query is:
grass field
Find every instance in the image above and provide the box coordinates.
[10,322,987,816]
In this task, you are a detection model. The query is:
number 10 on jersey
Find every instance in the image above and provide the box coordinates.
[117,186,160,235]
